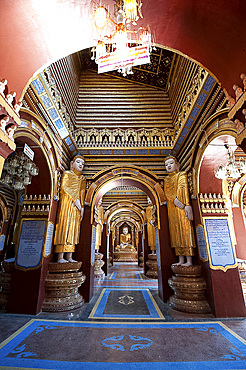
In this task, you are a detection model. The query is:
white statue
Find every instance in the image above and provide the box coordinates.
[0,79,7,96]
[6,124,16,141]
[0,116,9,133]
[6,91,16,106]
[14,101,22,115]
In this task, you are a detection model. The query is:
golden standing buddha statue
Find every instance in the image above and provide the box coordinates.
[146,197,156,252]
[164,156,196,266]
[53,154,86,263]
[95,198,104,251]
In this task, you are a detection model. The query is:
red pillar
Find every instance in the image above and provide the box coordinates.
[143,224,149,275]
[192,199,246,317]
[109,232,113,266]
[158,204,176,302]
[74,204,94,303]
[101,225,107,276]
[232,206,246,259]
[7,200,57,314]
[137,231,142,265]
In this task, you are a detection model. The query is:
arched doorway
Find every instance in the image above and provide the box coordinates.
[74,164,175,304]
[189,112,246,317]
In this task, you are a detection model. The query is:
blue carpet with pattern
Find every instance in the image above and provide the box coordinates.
[0,319,246,369]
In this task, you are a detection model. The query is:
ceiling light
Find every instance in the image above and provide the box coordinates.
[91,0,152,76]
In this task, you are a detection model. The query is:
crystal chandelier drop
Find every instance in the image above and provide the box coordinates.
[214,145,246,180]
[1,152,39,191]
[91,0,152,76]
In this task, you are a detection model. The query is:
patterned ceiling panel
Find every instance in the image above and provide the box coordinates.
[79,47,175,91]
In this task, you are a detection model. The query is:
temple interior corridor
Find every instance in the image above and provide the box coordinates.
[1,1,246,368]
[1,262,246,369]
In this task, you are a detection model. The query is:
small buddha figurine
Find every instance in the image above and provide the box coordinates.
[233,84,243,101]
[240,73,246,91]
[6,124,16,141]
[14,101,22,115]
[0,116,9,133]
[6,91,16,106]
[235,119,245,135]
[0,79,7,96]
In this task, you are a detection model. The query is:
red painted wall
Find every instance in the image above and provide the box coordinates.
[0,0,245,99]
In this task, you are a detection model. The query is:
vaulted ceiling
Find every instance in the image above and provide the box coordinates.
[2,0,245,224]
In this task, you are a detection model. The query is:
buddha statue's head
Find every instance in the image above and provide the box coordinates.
[164,155,179,173]
[70,154,85,173]
[122,227,129,235]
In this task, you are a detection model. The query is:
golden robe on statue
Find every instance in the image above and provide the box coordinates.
[120,232,131,245]
[95,204,104,250]
[54,169,86,253]
[164,170,195,256]
[146,205,156,251]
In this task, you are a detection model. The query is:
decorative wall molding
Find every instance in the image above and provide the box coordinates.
[173,67,208,139]
[199,193,228,214]
[74,127,175,148]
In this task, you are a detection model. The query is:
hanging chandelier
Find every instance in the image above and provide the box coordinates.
[91,0,152,76]
[1,152,39,191]
[214,144,246,180]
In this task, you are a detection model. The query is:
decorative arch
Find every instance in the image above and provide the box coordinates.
[189,111,237,196]
[105,201,145,222]
[86,165,163,228]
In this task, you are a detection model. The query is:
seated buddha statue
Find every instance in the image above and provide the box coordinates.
[115,227,136,251]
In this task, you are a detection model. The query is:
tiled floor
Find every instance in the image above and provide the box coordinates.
[0,262,246,369]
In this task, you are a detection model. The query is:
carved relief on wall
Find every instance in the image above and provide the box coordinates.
[74,127,175,148]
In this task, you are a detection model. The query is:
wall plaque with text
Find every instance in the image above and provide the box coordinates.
[196,225,208,261]
[155,227,161,268]
[0,234,5,251]
[204,217,236,271]
[91,225,96,266]
[16,219,46,270]
[44,222,54,256]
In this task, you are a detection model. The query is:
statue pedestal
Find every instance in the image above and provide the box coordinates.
[146,253,158,278]
[168,265,210,314]
[42,261,86,312]
[114,249,138,262]
[94,253,105,279]
[0,260,14,310]
[139,252,144,268]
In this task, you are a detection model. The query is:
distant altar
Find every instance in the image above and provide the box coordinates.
[114,226,138,262]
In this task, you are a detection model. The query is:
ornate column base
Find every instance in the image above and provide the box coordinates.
[94,252,105,279]
[0,260,14,310]
[139,252,144,268]
[146,253,158,279]
[42,261,86,312]
[168,265,210,314]
[113,250,138,262]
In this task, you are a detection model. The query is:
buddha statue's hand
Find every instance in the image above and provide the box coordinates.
[74,198,82,211]
[184,205,193,221]
[174,197,185,209]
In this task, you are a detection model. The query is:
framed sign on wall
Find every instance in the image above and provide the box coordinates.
[16,219,47,270]
[204,217,237,272]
